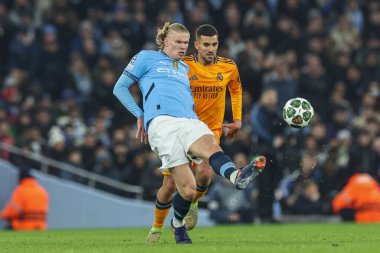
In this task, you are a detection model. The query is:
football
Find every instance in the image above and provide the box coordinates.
[283,97,314,128]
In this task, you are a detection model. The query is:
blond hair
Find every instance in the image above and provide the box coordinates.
[155,22,189,50]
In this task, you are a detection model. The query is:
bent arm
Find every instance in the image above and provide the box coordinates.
[113,73,144,119]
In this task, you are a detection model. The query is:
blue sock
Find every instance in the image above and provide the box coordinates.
[209,151,236,179]
[173,193,192,222]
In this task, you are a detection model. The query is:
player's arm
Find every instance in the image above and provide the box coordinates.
[113,52,148,143]
[224,66,243,139]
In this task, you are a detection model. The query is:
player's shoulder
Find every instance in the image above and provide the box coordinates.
[183,54,196,63]
[216,56,237,66]
[137,50,160,58]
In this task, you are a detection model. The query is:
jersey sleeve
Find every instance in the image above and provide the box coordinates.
[113,51,148,118]
[124,51,149,80]
[228,66,243,121]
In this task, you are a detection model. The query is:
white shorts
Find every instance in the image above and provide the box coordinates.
[148,115,214,171]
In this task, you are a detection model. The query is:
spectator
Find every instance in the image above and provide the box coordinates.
[1,170,49,230]
[208,177,255,224]
[332,173,380,223]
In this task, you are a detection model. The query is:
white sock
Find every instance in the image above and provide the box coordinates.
[229,170,239,184]
[172,218,184,228]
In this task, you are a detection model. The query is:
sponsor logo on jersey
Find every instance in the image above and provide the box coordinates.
[157,67,187,79]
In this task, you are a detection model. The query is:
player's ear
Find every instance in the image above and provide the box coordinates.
[194,40,199,50]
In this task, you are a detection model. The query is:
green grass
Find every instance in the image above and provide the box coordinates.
[1,223,380,253]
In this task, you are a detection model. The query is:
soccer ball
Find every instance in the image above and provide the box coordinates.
[283,97,314,128]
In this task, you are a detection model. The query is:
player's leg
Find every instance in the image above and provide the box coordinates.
[184,161,212,230]
[188,134,266,189]
[146,174,176,244]
[170,163,196,244]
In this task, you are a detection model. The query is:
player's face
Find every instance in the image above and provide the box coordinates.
[195,35,218,65]
[164,31,190,60]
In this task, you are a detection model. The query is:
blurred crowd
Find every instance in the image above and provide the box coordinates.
[0,0,380,222]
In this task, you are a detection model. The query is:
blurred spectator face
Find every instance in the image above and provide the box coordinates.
[361,93,376,109]
[307,17,323,33]
[304,135,318,152]
[233,152,248,168]
[44,39,59,53]
[367,36,380,50]
[311,123,326,141]
[358,131,371,147]
[69,150,82,164]
[112,128,127,143]
[167,0,180,13]
[225,3,241,28]
[101,70,117,87]
[336,53,350,67]
[308,37,323,54]
[368,81,380,97]
[306,55,323,74]
[0,121,10,137]
[364,52,378,67]
[83,133,97,147]
[133,153,146,169]
[36,110,52,126]
[300,153,317,175]
[372,137,380,154]
[27,127,41,141]
[113,143,129,156]
[256,35,269,50]
[274,59,289,79]
[346,66,361,81]
[261,89,278,109]
[278,17,292,33]
[83,38,97,56]
[369,11,380,25]
[367,119,379,136]
[19,113,32,127]
[332,107,350,126]
[195,35,218,65]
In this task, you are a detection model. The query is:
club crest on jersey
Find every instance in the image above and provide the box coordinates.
[216,72,223,81]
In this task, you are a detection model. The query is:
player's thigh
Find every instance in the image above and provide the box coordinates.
[188,134,222,159]
[148,116,189,170]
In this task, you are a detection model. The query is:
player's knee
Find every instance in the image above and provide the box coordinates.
[181,188,196,202]
[197,167,212,181]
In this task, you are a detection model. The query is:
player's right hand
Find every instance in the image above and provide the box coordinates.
[136,117,149,144]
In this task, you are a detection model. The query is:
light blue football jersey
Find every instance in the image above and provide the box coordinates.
[114,50,197,129]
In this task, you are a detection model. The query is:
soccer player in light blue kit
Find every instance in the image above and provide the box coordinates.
[113,22,266,244]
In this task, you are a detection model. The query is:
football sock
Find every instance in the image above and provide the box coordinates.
[153,199,172,229]
[172,193,191,227]
[192,185,208,204]
[209,151,236,183]
[229,170,239,184]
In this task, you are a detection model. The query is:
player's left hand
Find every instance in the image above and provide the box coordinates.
[223,120,242,140]
[136,117,149,144]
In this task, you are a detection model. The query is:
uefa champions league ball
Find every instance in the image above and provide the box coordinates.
[283,97,314,128]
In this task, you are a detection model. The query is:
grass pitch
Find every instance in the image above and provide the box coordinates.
[1,223,379,253]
